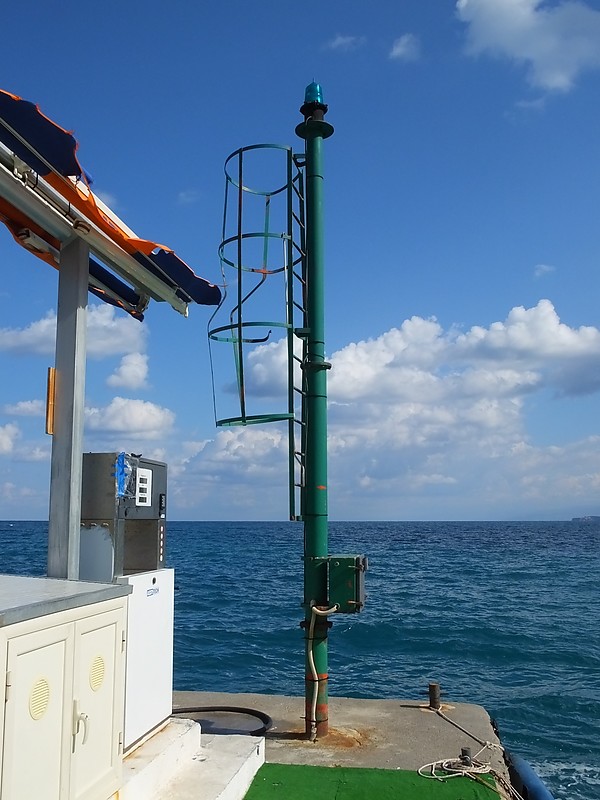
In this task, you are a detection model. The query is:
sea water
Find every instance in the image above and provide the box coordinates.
[1,519,598,800]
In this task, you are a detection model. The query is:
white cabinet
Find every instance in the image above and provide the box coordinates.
[0,577,130,800]
[2,622,73,800]
[119,569,174,750]
[71,608,125,800]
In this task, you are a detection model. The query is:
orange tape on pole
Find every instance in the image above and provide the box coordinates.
[45,366,55,435]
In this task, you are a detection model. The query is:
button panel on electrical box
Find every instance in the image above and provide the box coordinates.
[135,468,152,507]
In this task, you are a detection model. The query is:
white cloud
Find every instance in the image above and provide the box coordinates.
[177,189,200,205]
[534,263,555,278]
[169,425,289,513]
[324,299,600,516]
[208,427,287,475]
[389,33,421,61]
[508,436,600,503]
[94,191,118,209]
[515,96,546,111]
[0,305,145,358]
[3,399,45,416]
[169,440,209,478]
[0,424,20,454]
[0,311,56,355]
[14,445,50,462]
[0,481,39,501]
[87,305,146,358]
[175,299,600,519]
[85,397,174,439]
[0,482,16,500]
[325,34,366,52]
[457,0,600,91]
[454,299,600,363]
[107,353,149,389]
[142,447,167,462]
[246,337,289,397]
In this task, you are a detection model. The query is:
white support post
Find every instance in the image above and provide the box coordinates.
[47,237,89,580]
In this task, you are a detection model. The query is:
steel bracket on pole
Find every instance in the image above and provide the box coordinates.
[302,361,331,371]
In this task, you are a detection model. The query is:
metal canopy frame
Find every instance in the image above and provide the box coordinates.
[0,141,189,315]
[0,116,215,579]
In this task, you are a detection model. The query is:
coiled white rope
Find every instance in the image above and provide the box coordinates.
[418,708,526,800]
[419,743,495,780]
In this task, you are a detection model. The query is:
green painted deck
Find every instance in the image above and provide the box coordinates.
[245,763,500,799]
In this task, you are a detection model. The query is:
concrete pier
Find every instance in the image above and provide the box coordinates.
[172,691,509,778]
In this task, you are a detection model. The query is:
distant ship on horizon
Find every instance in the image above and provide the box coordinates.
[572,515,600,522]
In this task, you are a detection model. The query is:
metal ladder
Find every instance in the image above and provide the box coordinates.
[208,144,309,522]
[289,153,308,521]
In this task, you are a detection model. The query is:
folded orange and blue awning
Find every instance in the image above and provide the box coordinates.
[0,89,221,319]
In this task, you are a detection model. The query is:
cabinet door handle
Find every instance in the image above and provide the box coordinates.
[80,712,90,745]
[72,700,90,747]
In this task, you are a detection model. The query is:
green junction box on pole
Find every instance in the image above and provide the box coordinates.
[328,555,368,614]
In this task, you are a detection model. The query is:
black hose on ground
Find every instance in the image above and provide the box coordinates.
[172,705,273,736]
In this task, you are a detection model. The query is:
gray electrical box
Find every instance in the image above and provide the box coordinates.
[80,452,167,582]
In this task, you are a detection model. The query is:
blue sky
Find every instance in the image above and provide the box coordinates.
[2,0,600,520]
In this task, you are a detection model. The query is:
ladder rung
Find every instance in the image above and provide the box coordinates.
[292,211,305,229]
[293,271,306,285]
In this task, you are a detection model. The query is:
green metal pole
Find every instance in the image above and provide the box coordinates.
[296,82,334,739]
